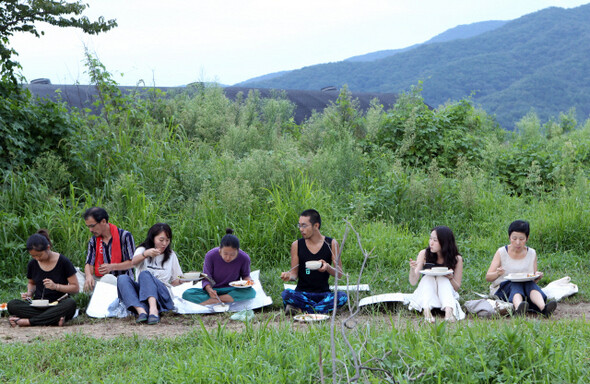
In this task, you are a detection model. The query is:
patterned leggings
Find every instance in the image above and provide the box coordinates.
[281,289,348,313]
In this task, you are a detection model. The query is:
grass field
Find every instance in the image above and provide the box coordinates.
[1,314,589,383]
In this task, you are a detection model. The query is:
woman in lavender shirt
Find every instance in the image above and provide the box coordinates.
[182,228,255,305]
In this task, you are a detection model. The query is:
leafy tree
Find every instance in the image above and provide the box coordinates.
[0,0,117,92]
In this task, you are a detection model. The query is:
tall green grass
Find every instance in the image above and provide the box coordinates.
[1,69,590,306]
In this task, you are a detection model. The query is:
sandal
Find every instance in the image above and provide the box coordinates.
[135,313,148,323]
[9,317,21,327]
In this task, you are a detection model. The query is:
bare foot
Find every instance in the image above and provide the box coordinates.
[444,307,456,322]
[424,308,435,323]
[9,317,20,327]
[58,317,65,327]
[9,317,30,327]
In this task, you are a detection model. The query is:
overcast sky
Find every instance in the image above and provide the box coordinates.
[10,0,590,86]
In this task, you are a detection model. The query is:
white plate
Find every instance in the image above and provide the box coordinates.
[294,313,330,322]
[229,280,255,289]
[505,274,537,282]
[30,302,58,308]
[420,269,452,276]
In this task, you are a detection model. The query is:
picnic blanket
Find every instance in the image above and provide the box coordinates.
[173,270,272,314]
[464,276,578,316]
[283,283,371,291]
[86,270,272,318]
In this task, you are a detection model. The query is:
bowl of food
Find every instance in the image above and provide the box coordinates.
[431,267,449,273]
[182,272,202,280]
[305,261,322,270]
[212,304,229,313]
[31,299,49,307]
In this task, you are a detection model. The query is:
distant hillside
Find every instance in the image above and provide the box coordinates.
[345,20,507,63]
[238,70,291,86]
[242,5,590,128]
[238,20,507,86]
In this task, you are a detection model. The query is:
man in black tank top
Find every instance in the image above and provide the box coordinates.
[280,209,348,314]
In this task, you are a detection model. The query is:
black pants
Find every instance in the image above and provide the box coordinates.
[7,298,77,326]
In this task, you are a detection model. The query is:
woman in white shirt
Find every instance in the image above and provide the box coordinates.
[486,220,556,317]
[408,226,464,323]
[117,223,183,324]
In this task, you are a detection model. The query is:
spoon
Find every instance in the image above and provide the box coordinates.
[49,293,69,305]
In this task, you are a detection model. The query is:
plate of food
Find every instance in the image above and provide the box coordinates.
[0,302,7,311]
[294,313,330,322]
[420,267,452,276]
[229,280,255,288]
[505,273,538,282]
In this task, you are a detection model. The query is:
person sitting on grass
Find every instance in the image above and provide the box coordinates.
[117,223,183,325]
[280,209,347,315]
[83,207,135,292]
[408,226,464,323]
[182,228,255,306]
[8,230,79,327]
[486,220,557,317]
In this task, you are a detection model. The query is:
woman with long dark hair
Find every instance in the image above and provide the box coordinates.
[8,230,79,327]
[117,223,183,325]
[408,226,464,322]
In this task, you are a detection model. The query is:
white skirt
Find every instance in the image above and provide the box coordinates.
[408,275,465,320]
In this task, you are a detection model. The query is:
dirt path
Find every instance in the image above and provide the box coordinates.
[2,303,589,344]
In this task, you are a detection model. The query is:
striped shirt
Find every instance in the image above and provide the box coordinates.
[85,227,135,278]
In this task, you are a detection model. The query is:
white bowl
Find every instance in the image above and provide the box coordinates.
[182,272,201,279]
[305,261,322,270]
[213,304,229,312]
[31,299,49,306]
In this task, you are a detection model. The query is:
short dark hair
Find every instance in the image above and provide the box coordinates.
[300,209,321,229]
[139,223,173,264]
[220,228,240,249]
[26,230,52,252]
[83,207,109,223]
[508,220,530,238]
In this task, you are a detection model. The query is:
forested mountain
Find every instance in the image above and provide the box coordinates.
[241,4,590,128]
[239,20,507,87]
[344,20,507,63]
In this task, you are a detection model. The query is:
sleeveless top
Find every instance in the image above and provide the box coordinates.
[296,237,333,293]
[490,245,536,292]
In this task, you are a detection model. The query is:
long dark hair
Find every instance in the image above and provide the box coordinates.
[139,223,173,265]
[424,226,460,270]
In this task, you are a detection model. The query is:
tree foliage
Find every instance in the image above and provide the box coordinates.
[0,0,117,91]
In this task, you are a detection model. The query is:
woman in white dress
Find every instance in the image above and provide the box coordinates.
[408,226,464,323]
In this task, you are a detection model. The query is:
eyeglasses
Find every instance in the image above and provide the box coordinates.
[86,223,99,229]
[297,224,309,229]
